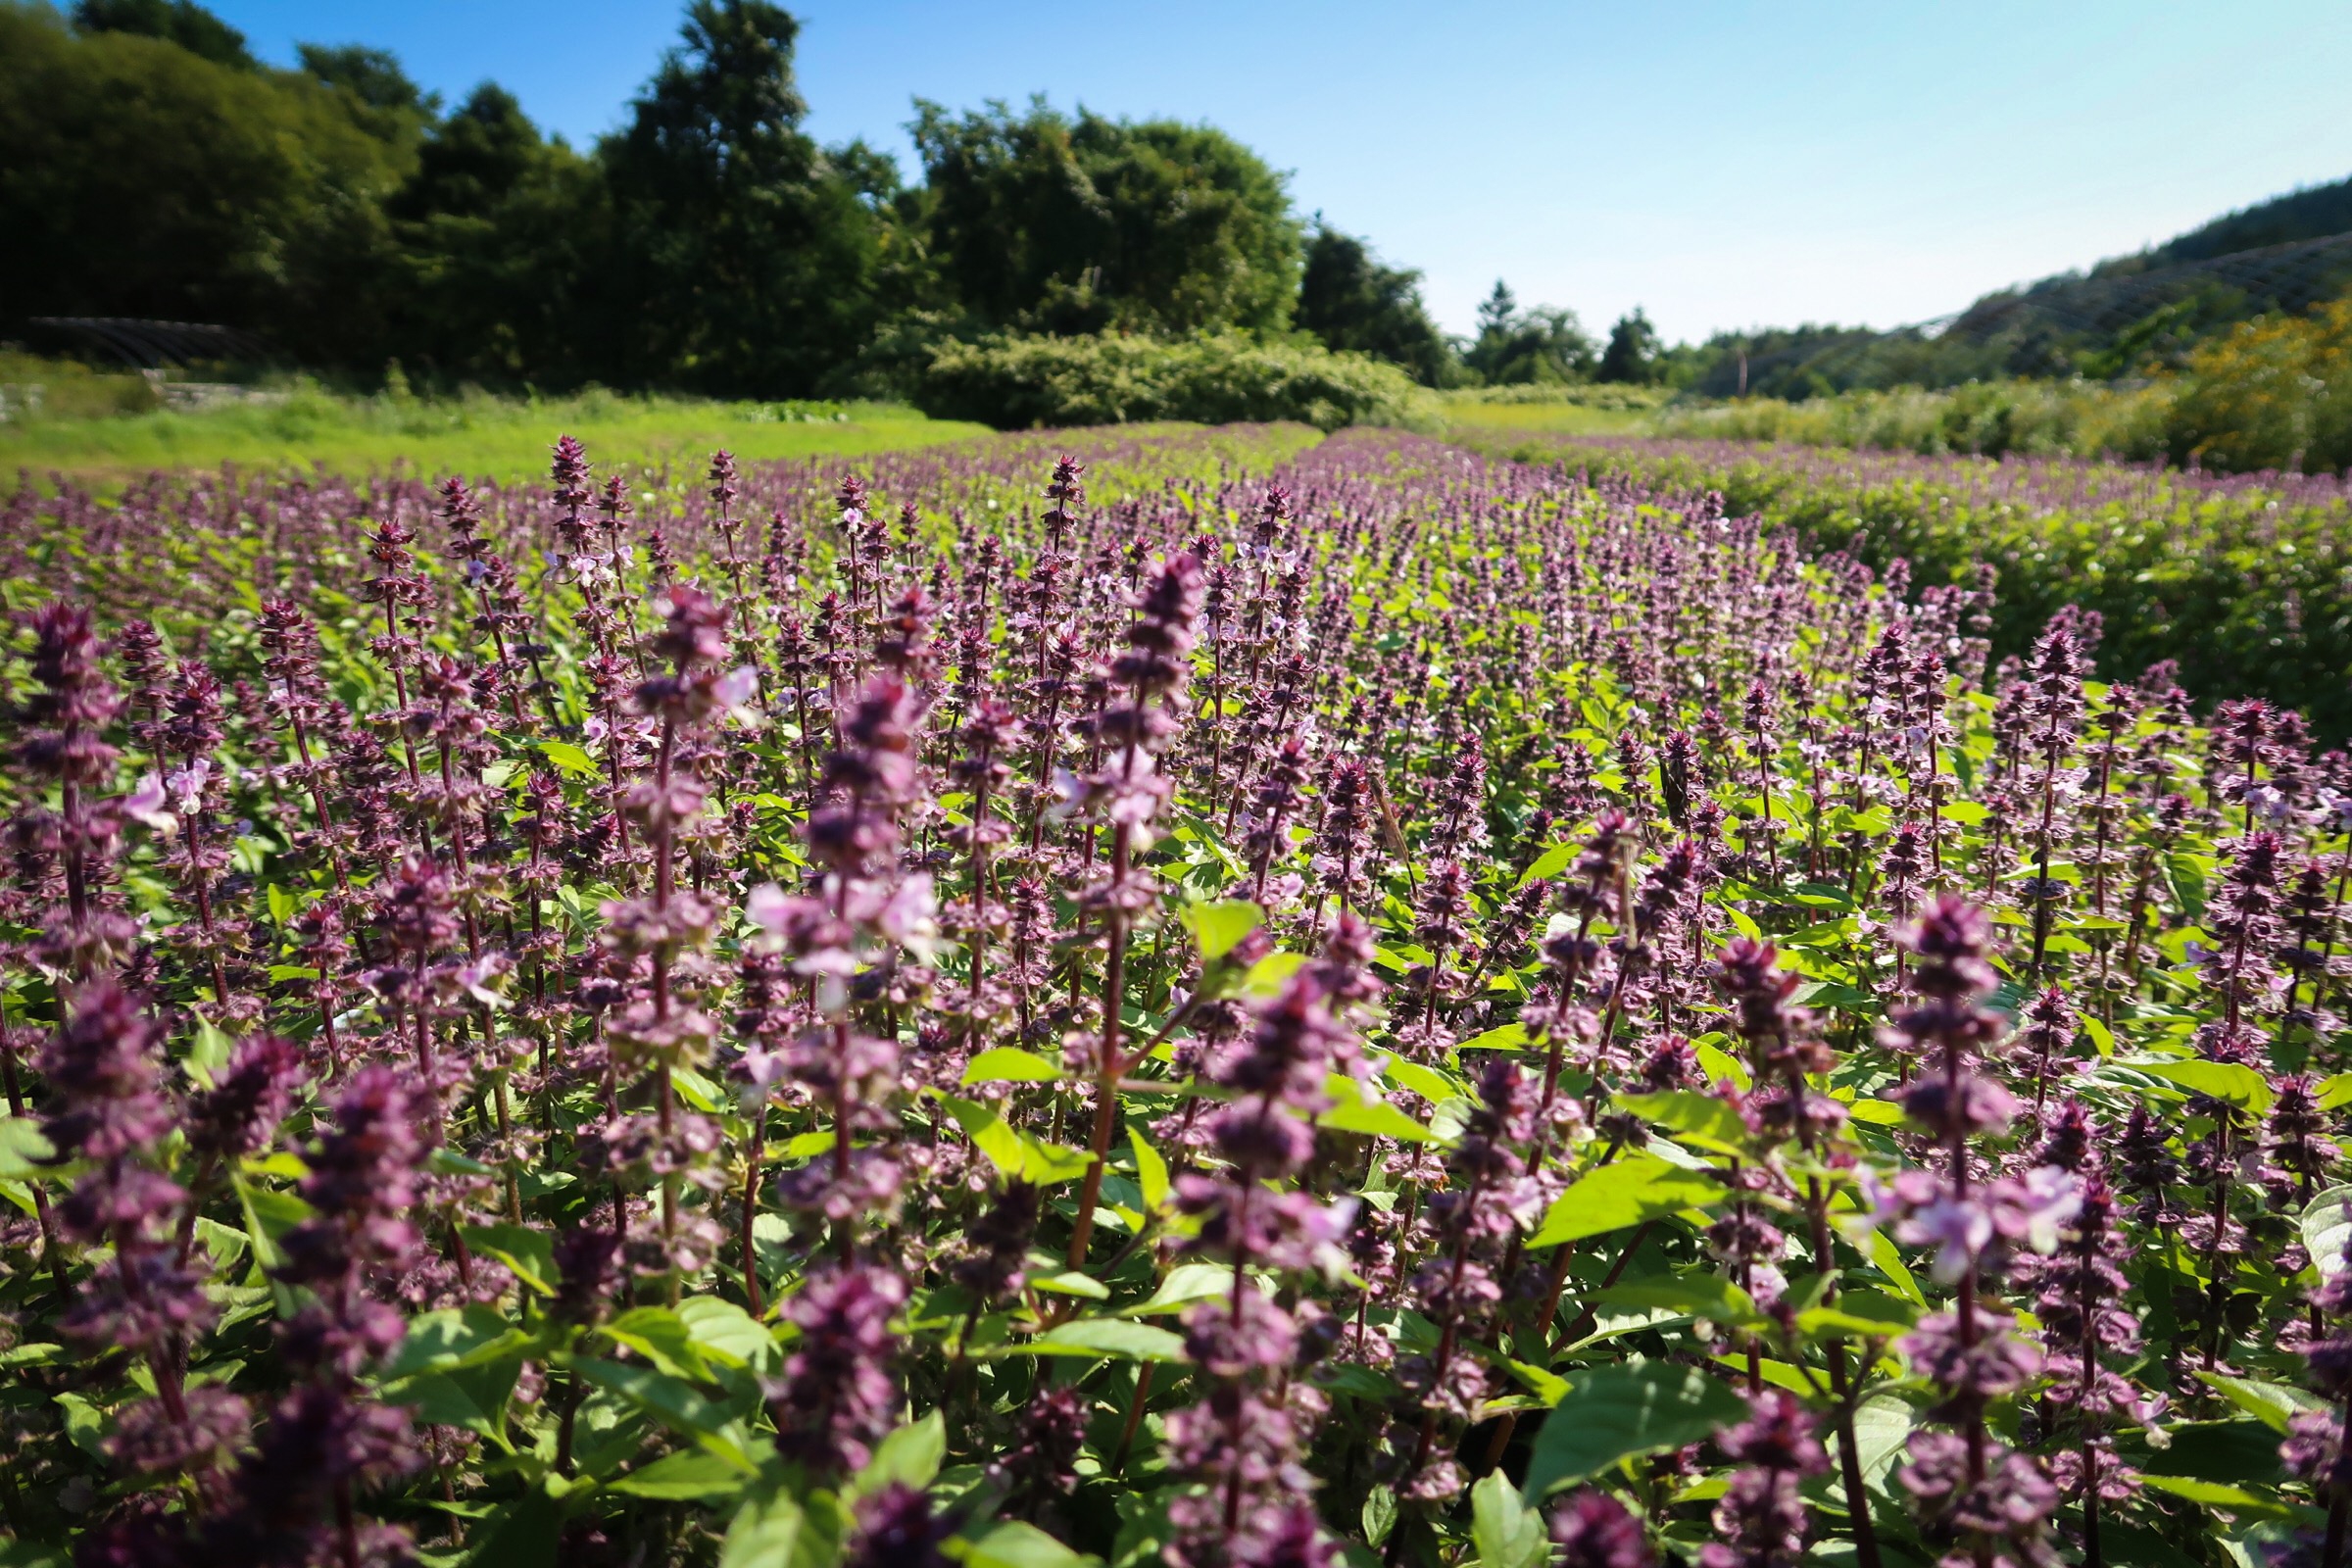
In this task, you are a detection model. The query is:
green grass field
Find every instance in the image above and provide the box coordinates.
[0,383,992,487]
[1436,398,1657,439]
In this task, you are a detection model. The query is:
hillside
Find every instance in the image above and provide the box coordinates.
[1692,169,2352,398]
[1953,170,2352,345]
[2102,170,2352,271]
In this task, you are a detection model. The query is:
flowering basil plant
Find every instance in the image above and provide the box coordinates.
[2,424,2349,1568]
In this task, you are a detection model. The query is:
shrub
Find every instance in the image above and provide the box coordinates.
[1650,378,2174,461]
[912,329,1439,430]
[0,351,162,420]
[2166,295,2352,473]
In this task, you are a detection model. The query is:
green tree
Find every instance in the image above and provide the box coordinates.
[299,43,429,111]
[1,4,409,358]
[1296,223,1454,386]
[912,97,1302,337]
[73,0,252,69]
[1597,307,1662,383]
[1475,280,1519,342]
[299,42,438,147]
[1462,278,1594,384]
[390,84,543,223]
[381,84,611,386]
[596,0,892,395]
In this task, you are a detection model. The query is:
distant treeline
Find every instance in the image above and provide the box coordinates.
[0,0,1665,407]
[20,0,2341,421]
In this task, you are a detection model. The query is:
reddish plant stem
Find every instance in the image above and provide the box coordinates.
[1067,824,1130,1268]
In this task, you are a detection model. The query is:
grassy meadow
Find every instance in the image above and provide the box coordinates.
[1435,383,1668,439]
[0,377,990,486]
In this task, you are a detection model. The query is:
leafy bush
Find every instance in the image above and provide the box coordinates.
[1650,378,2173,461]
[0,351,162,420]
[913,330,1439,430]
[2166,296,2352,473]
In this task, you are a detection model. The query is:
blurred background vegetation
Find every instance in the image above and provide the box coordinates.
[6,0,2352,471]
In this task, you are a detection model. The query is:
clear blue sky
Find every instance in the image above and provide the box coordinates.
[200,0,2352,342]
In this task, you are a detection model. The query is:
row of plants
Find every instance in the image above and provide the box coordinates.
[1468,432,2352,742]
[1548,291,2352,480]
[1643,381,2175,465]
[2,422,2351,1568]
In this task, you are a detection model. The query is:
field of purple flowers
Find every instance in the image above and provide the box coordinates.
[2,422,2349,1568]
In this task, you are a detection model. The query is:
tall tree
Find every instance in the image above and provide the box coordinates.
[912,97,1302,337]
[1597,307,1663,383]
[382,84,610,386]
[73,0,252,69]
[390,85,544,225]
[1297,224,1453,386]
[598,0,892,395]
[1463,279,1594,384]
[1474,280,1519,342]
[298,43,437,145]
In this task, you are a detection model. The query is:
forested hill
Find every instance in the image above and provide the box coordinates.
[1681,168,2352,398]
[2092,170,2352,276]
